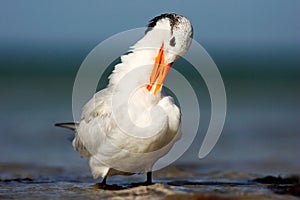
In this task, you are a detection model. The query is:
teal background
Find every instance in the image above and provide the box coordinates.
[0,1,299,173]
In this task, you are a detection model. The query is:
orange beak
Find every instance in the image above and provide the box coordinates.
[146,43,172,95]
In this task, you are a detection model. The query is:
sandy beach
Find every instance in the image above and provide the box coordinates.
[1,162,299,199]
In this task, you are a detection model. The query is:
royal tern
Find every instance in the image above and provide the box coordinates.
[56,13,193,186]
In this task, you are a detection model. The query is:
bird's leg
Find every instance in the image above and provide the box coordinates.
[94,175,108,189]
[130,171,153,187]
[146,171,152,185]
[101,175,107,185]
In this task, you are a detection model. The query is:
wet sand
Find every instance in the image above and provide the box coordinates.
[1,163,299,199]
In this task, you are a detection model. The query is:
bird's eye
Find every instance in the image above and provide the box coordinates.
[169,37,176,47]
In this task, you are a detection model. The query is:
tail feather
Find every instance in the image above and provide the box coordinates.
[55,122,78,131]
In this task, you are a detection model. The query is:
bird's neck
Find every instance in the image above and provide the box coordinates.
[107,48,162,107]
[107,32,169,108]
[108,40,163,93]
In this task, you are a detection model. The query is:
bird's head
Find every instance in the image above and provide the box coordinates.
[146,13,193,62]
[139,13,193,95]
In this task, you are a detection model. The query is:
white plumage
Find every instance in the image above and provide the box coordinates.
[56,13,193,184]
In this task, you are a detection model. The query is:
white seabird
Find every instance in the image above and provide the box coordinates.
[56,13,193,186]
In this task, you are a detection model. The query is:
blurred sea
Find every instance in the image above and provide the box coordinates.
[0,41,299,175]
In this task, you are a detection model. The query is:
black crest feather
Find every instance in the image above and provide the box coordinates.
[145,13,181,34]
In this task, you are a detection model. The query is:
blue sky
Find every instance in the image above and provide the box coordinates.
[1,0,299,46]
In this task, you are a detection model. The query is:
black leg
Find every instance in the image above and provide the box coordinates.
[101,175,107,185]
[146,171,152,184]
[129,171,153,187]
[94,175,108,189]
[94,168,126,190]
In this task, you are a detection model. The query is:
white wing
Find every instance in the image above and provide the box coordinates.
[72,88,114,157]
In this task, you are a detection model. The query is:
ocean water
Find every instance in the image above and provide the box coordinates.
[0,42,299,176]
